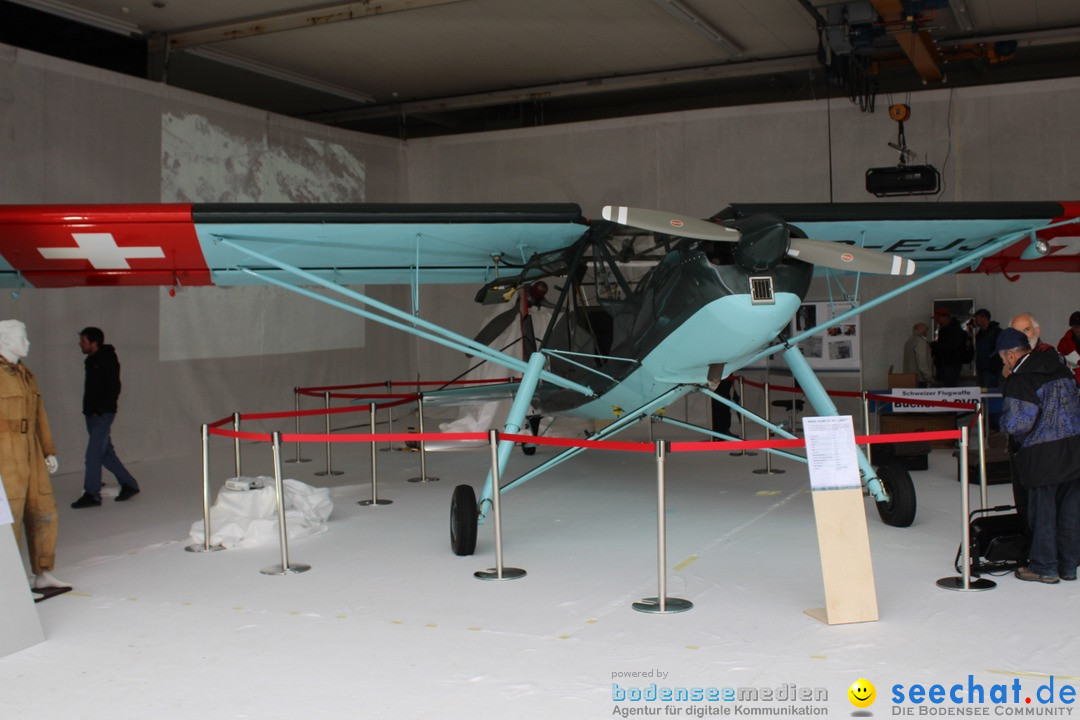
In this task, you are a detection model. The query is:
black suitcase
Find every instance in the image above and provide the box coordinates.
[954,505,1028,575]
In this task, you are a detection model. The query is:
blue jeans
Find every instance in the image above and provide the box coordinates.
[1026,480,1080,578]
[84,413,138,500]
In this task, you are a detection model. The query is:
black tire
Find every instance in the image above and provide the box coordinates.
[522,444,537,456]
[875,464,917,528]
[450,484,478,556]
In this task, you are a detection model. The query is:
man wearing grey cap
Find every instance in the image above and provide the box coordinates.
[997,327,1080,583]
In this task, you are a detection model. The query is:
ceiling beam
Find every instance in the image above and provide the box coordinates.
[307,55,820,123]
[870,0,944,83]
[167,0,469,51]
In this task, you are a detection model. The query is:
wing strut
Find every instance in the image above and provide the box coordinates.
[218,236,594,397]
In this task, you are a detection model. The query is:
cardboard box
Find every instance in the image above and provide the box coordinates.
[887,365,919,389]
[879,412,957,449]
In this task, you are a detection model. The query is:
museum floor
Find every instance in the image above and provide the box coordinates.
[4,423,1075,719]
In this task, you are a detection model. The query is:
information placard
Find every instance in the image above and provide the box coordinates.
[802,415,861,492]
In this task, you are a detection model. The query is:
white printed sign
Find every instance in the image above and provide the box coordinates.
[802,415,862,492]
[888,386,982,413]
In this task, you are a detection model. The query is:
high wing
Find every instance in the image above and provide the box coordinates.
[0,203,589,288]
[717,201,1080,275]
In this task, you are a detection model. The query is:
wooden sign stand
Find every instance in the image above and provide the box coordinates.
[804,487,879,625]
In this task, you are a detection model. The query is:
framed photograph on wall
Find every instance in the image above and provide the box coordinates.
[791,301,860,371]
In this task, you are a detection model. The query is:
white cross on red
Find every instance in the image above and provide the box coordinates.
[38,233,166,270]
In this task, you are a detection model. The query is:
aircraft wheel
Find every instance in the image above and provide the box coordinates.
[450,484,478,556]
[522,444,537,456]
[875,464,917,528]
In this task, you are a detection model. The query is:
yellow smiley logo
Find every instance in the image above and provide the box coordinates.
[848,678,876,708]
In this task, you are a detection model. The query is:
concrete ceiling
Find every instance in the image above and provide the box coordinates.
[5,0,1080,137]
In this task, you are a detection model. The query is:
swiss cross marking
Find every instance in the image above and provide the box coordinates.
[39,233,166,270]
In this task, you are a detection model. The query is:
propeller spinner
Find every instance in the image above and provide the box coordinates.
[601,205,916,276]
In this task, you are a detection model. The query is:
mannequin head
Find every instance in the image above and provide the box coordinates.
[0,319,30,364]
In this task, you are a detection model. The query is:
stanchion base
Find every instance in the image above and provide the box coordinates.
[752,468,785,474]
[632,597,693,614]
[474,567,527,581]
[358,498,393,506]
[314,470,344,477]
[407,476,440,483]
[936,576,996,591]
[260,563,312,576]
[185,543,225,553]
[731,451,758,457]
[284,458,312,464]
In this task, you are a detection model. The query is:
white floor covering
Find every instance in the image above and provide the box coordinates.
[3,424,1076,719]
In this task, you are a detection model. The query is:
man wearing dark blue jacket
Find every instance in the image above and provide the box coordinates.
[997,327,1080,583]
[70,327,140,508]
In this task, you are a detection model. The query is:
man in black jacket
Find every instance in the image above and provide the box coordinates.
[971,308,1003,389]
[997,328,1080,583]
[931,309,969,386]
[71,327,140,508]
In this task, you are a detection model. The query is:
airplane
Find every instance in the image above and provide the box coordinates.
[0,200,1077,556]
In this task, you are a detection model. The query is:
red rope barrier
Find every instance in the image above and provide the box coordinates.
[296,377,518,397]
[207,426,961,452]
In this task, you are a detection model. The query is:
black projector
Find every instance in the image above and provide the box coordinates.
[865,165,940,197]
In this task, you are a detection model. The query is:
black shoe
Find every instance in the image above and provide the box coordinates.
[71,493,102,509]
[116,485,141,502]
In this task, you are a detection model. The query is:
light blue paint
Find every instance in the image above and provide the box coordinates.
[195,222,586,285]
[567,293,801,419]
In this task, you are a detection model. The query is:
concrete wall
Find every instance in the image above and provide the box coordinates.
[0,46,412,468]
[2,41,1078,460]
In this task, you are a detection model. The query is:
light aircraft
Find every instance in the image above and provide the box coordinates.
[0,201,1077,556]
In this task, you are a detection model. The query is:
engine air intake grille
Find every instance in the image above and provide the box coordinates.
[749,276,775,305]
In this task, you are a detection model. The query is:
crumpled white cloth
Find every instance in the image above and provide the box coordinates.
[188,477,333,549]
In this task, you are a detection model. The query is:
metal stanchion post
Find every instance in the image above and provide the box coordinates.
[382,380,394,452]
[284,387,311,464]
[408,394,439,483]
[633,441,692,613]
[476,430,526,581]
[315,391,343,477]
[753,383,784,475]
[261,432,311,576]
[731,376,757,457]
[862,390,873,465]
[975,400,988,510]
[937,426,995,591]
[232,412,242,479]
[359,403,392,506]
[186,423,225,553]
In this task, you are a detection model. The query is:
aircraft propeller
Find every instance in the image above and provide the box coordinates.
[601,206,915,276]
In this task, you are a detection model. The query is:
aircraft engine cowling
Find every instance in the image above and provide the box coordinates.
[731,214,791,272]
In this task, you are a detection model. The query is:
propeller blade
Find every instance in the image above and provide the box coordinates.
[788,238,916,276]
[472,307,521,349]
[602,206,741,242]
